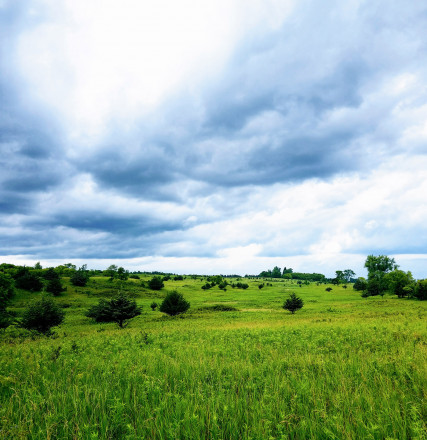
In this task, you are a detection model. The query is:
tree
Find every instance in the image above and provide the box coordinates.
[334,270,345,284]
[15,270,43,291]
[148,276,164,290]
[353,277,367,291]
[384,270,414,298]
[21,297,65,334]
[104,265,118,280]
[86,293,141,328]
[414,279,427,300]
[70,267,89,287]
[117,267,129,281]
[364,255,398,296]
[46,278,64,296]
[283,292,303,314]
[150,301,158,311]
[159,290,190,316]
[343,269,356,283]
[0,272,15,311]
[271,266,282,278]
[325,287,333,292]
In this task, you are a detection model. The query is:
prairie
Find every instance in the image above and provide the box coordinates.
[1,276,426,439]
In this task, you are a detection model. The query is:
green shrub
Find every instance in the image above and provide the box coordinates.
[414,279,427,300]
[159,290,190,316]
[86,293,141,328]
[148,276,164,290]
[70,270,89,287]
[150,301,158,311]
[21,297,65,334]
[15,272,43,291]
[283,292,304,314]
[46,278,64,296]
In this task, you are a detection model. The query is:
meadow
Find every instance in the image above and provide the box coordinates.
[1,275,426,439]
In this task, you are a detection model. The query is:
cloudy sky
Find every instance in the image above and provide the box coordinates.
[1,0,427,277]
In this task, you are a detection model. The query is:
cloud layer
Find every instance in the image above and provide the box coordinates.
[1,0,427,277]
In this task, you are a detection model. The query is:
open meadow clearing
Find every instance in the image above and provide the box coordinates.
[1,276,426,439]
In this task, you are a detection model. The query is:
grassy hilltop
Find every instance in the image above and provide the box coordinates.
[1,274,426,439]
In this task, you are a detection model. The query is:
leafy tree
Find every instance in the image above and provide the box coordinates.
[271,266,282,278]
[353,277,367,291]
[43,268,60,280]
[21,296,65,334]
[0,272,15,311]
[150,301,158,311]
[364,255,398,297]
[117,267,129,281]
[384,270,414,298]
[334,270,345,284]
[149,276,164,290]
[414,280,427,300]
[70,268,89,287]
[159,290,190,316]
[283,292,304,314]
[174,275,184,281]
[34,262,42,270]
[46,278,64,296]
[104,265,118,280]
[86,293,141,328]
[343,269,356,283]
[15,271,43,291]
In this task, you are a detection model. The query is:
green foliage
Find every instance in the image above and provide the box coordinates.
[46,278,64,296]
[0,272,15,311]
[20,296,65,334]
[384,270,414,298]
[150,301,158,311]
[70,268,90,287]
[325,287,332,292]
[173,275,184,281]
[197,304,239,312]
[42,268,60,280]
[15,270,43,291]
[353,277,367,291]
[86,293,142,328]
[148,276,164,290]
[414,279,427,300]
[116,267,129,281]
[159,290,190,316]
[283,292,304,314]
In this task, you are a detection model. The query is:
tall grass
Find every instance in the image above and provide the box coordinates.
[0,277,426,439]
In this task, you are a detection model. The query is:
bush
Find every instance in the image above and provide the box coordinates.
[70,270,89,287]
[325,287,332,292]
[283,292,304,314]
[150,301,158,311]
[414,280,427,300]
[0,272,15,311]
[353,277,368,291]
[160,290,190,316]
[86,293,141,328]
[15,272,43,291]
[21,297,65,334]
[148,276,164,290]
[46,278,64,296]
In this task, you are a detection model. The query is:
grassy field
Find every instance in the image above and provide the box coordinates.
[1,276,426,439]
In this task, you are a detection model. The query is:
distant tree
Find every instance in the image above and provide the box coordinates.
[0,272,15,312]
[21,296,65,334]
[414,279,427,300]
[334,270,345,284]
[149,276,164,290]
[364,255,398,297]
[384,270,414,298]
[86,293,141,328]
[117,267,129,281]
[353,277,367,291]
[283,292,304,314]
[271,266,282,278]
[150,301,158,311]
[104,265,118,280]
[325,287,333,292]
[34,262,42,270]
[258,283,264,289]
[159,290,190,316]
[70,268,89,287]
[343,269,356,283]
[15,271,43,292]
[46,278,64,296]
[174,275,184,281]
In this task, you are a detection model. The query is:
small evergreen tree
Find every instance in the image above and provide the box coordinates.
[148,276,164,290]
[70,267,90,287]
[283,292,304,314]
[86,293,141,328]
[46,278,64,296]
[15,271,43,291]
[159,290,190,316]
[21,296,65,334]
[150,301,158,311]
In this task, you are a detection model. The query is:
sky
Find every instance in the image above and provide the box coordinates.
[1,0,427,278]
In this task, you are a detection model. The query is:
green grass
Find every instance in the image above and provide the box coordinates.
[1,276,426,439]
